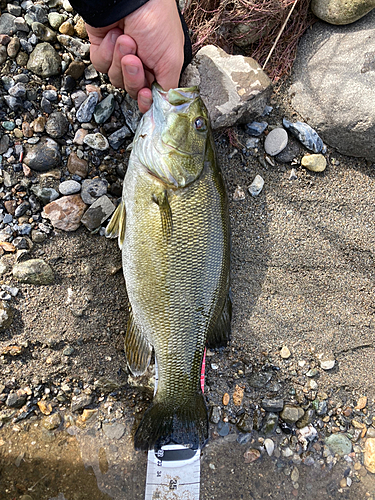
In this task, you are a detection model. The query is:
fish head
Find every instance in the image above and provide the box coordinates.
[133,84,210,188]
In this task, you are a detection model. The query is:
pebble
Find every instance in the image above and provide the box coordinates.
[24,137,61,172]
[246,121,268,136]
[102,422,125,440]
[6,392,26,408]
[248,174,264,196]
[301,154,327,172]
[76,92,99,122]
[280,345,291,359]
[355,396,367,410]
[45,112,69,139]
[83,133,109,151]
[43,195,87,231]
[210,406,221,424]
[280,404,305,424]
[233,186,246,201]
[108,125,132,149]
[244,448,261,463]
[80,195,115,231]
[84,64,98,80]
[325,434,353,456]
[282,118,324,153]
[0,302,14,330]
[262,398,284,412]
[94,94,115,124]
[59,180,81,195]
[67,151,88,177]
[364,438,375,473]
[48,12,65,30]
[13,259,54,285]
[31,186,59,204]
[264,438,275,456]
[57,34,90,58]
[264,127,288,156]
[222,393,230,406]
[32,21,56,42]
[71,394,92,412]
[80,178,108,205]
[320,358,335,370]
[26,42,61,77]
[42,412,62,430]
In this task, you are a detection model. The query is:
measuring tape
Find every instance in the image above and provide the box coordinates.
[143,351,206,500]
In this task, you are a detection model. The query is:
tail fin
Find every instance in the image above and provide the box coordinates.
[134,391,208,451]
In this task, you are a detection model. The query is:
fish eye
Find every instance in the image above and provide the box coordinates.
[194,116,206,131]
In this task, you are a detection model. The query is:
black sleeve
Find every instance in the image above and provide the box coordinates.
[69,0,150,28]
[69,0,192,73]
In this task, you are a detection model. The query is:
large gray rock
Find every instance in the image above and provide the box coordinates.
[27,42,61,77]
[180,45,272,129]
[289,10,375,161]
[0,14,16,35]
[311,0,375,25]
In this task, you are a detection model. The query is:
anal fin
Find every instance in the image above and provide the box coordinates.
[125,304,152,376]
[206,291,232,349]
[105,201,126,248]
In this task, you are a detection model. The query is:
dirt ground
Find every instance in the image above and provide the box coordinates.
[0,80,374,499]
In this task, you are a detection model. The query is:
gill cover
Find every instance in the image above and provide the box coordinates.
[133,84,210,188]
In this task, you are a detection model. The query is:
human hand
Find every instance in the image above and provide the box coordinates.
[85,0,185,113]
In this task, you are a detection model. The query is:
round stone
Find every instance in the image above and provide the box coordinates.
[24,137,61,172]
[311,0,375,25]
[280,404,305,424]
[26,42,61,78]
[81,178,108,205]
[59,180,81,195]
[45,112,69,139]
[325,434,352,456]
[264,127,288,156]
[301,154,327,172]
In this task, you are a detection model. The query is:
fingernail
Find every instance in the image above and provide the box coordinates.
[125,65,139,76]
[111,32,119,44]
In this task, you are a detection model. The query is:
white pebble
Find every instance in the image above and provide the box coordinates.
[248,175,264,197]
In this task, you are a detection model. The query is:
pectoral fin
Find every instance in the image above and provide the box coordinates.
[152,191,173,242]
[206,291,232,348]
[105,201,126,249]
[125,304,152,376]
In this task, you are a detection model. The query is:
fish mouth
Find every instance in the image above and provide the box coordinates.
[152,83,200,106]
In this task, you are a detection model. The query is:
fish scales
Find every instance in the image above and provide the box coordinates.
[106,84,231,450]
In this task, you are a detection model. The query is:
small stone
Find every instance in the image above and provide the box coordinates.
[48,12,65,30]
[94,94,115,124]
[0,302,14,330]
[217,421,230,436]
[248,174,264,197]
[325,434,353,456]
[81,409,97,422]
[301,154,327,172]
[71,394,92,412]
[291,467,299,483]
[280,404,305,424]
[81,178,108,205]
[80,195,115,231]
[32,116,46,133]
[26,42,61,78]
[45,112,69,139]
[264,438,275,456]
[262,398,284,412]
[13,259,54,285]
[296,409,315,429]
[83,132,109,151]
[244,448,261,463]
[59,180,81,195]
[121,94,142,133]
[59,20,74,36]
[31,186,59,205]
[73,128,88,146]
[320,358,335,370]
[108,125,132,150]
[65,59,85,80]
[42,412,61,430]
[43,195,87,231]
[31,22,56,43]
[283,118,324,153]
[222,393,230,406]
[76,92,99,122]
[22,122,33,138]
[62,346,74,356]
[311,0,375,25]
[355,396,367,410]
[0,14,17,36]
[280,345,291,359]
[6,392,26,408]
[231,186,245,202]
[67,151,88,177]
[210,406,221,424]
[261,412,279,435]
[74,17,87,39]
[102,422,125,440]
[233,385,244,406]
[264,127,288,156]
[246,121,268,136]
[84,64,99,80]
[57,34,90,59]
[24,137,61,172]
[7,37,20,58]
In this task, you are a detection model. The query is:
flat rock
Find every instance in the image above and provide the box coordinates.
[43,195,87,231]
[57,34,90,58]
[180,45,272,129]
[325,434,352,456]
[67,151,88,177]
[102,422,125,440]
[80,195,115,231]
[59,180,81,195]
[24,137,61,171]
[76,92,99,123]
[301,154,327,172]
[26,42,61,77]
[94,94,115,124]
[0,14,17,36]
[290,11,375,161]
[311,0,375,24]
[13,259,54,285]
[83,133,109,151]
[81,179,108,205]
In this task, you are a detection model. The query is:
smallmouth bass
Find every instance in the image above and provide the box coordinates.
[106,84,231,450]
